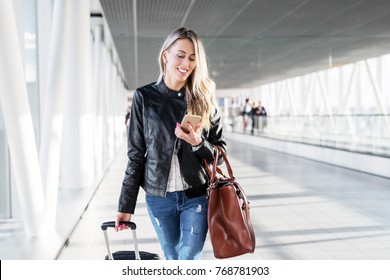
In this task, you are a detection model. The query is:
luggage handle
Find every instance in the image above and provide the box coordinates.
[101,221,136,231]
[101,221,141,260]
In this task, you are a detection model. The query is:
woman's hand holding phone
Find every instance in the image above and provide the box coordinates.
[175,115,202,146]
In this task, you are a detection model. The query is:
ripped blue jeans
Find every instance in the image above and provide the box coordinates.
[145,191,208,260]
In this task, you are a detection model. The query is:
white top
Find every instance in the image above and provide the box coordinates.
[166,147,184,192]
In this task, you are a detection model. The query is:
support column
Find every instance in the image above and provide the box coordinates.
[37,0,53,111]
[61,0,94,189]
[39,0,69,229]
[286,79,298,116]
[102,47,112,167]
[364,60,388,115]
[93,23,104,180]
[341,63,358,115]
[0,0,45,236]
[106,55,115,162]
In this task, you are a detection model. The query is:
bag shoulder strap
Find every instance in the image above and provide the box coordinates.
[204,146,235,183]
[214,146,235,180]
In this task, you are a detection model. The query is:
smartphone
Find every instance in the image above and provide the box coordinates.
[180,114,201,133]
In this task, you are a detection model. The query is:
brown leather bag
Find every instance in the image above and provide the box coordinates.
[205,145,256,259]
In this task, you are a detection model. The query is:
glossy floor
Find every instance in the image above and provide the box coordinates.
[1,135,390,260]
[58,138,390,260]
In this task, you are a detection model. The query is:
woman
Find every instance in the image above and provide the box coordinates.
[115,27,226,260]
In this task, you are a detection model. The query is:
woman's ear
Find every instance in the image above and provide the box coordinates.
[162,50,168,63]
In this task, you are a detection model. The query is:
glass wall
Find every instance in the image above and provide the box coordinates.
[225,53,390,157]
[0,0,39,218]
[0,0,128,233]
[0,110,10,218]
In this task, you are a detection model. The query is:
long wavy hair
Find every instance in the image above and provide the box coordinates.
[157,27,216,130]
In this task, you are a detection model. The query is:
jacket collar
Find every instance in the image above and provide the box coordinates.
[156,79,186,99]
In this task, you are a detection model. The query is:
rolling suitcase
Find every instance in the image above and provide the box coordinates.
[101,221,160,260]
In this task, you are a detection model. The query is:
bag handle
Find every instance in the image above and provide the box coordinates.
[214,146,235,181]
[207,147,251,214]
[205,146,235,183]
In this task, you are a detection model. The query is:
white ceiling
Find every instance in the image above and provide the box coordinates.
[99,0,390,89]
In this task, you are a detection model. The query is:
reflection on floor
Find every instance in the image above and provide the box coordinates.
[2,135,390,260]
[58,138,390,260]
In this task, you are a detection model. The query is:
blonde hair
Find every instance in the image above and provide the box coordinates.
[157,27,216,130]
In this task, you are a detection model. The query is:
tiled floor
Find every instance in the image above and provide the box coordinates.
[58,137,390,260]
[2,134,390,260]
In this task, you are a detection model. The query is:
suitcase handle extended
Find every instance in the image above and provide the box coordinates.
[101,221,140,260]
[101,221,136,231]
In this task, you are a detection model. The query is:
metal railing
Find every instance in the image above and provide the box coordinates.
[224,113,390,157]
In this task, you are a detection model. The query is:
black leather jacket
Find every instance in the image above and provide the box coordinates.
[118,80,227,214]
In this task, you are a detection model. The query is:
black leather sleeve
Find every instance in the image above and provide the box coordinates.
[118,90,146,214]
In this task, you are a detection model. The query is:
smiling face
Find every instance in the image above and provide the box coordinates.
[162,38,196,91]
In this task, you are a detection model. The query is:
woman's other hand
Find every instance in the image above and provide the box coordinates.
[115,212,131,231]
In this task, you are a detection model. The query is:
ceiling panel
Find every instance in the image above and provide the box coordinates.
[99,0,390,90]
